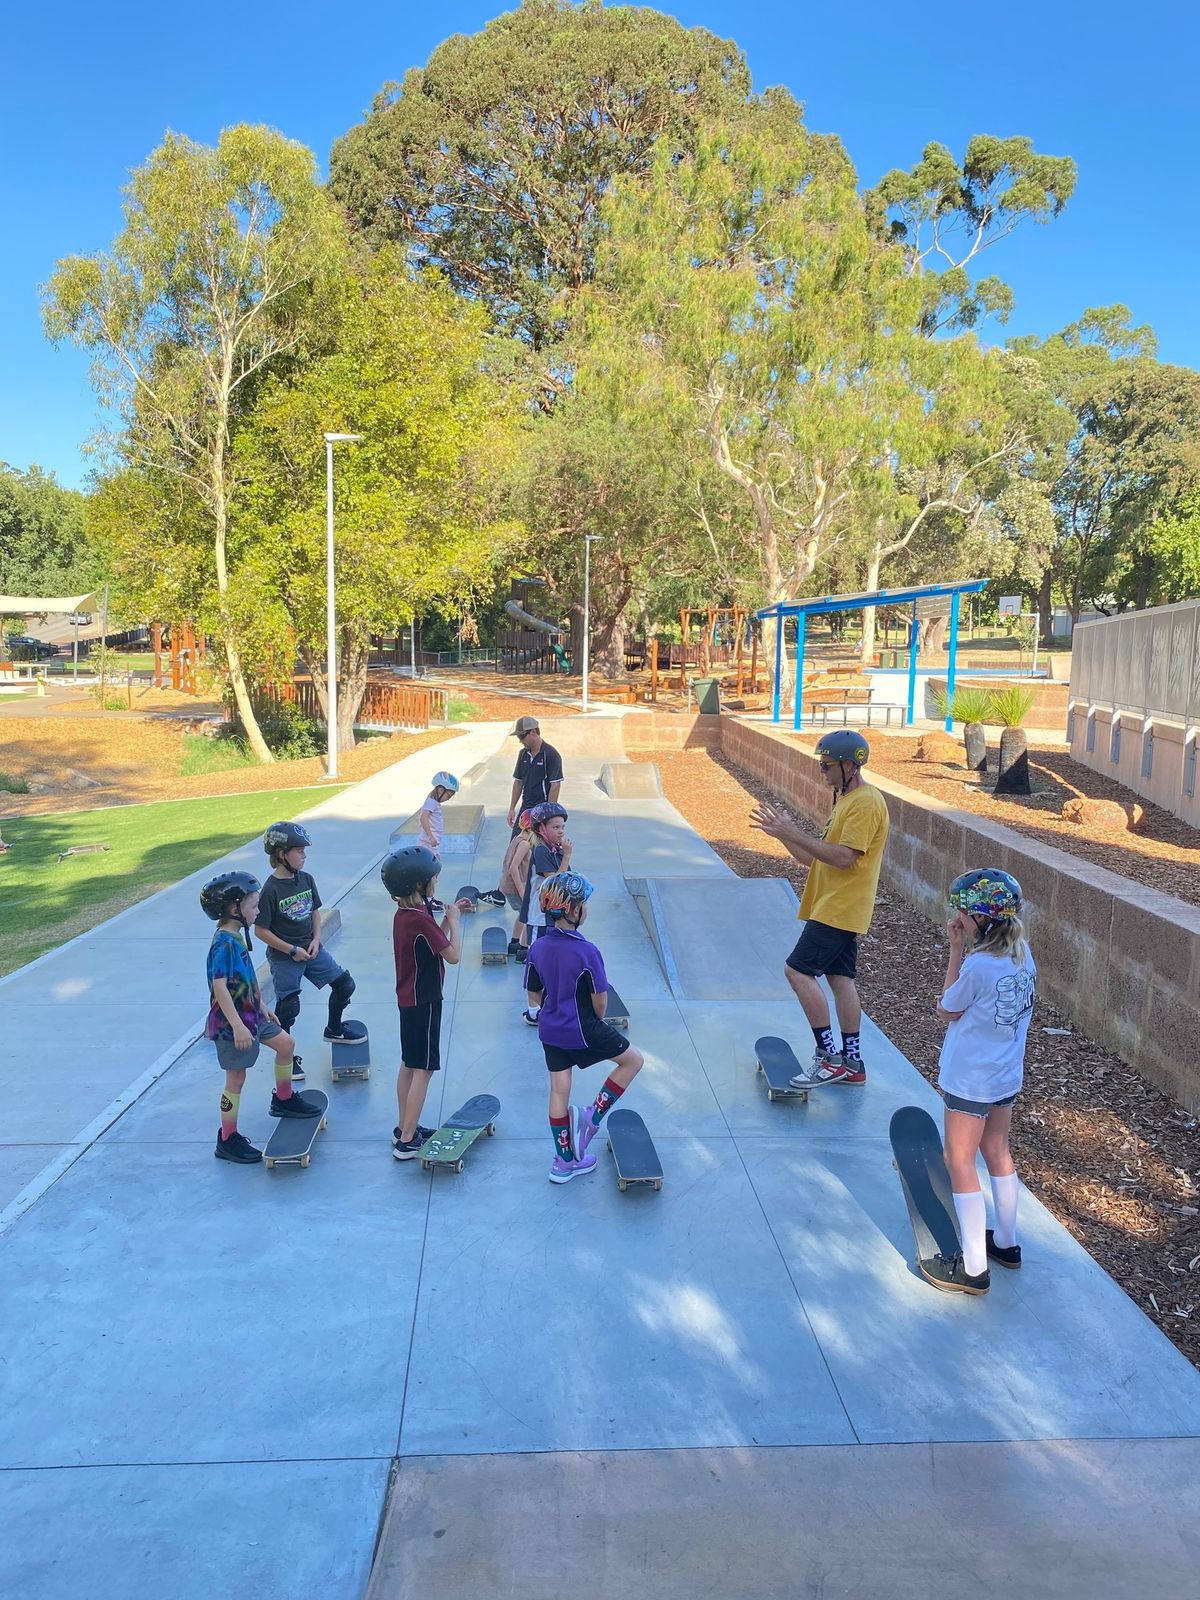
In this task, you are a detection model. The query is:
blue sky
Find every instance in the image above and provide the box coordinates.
[2,0,1196,489]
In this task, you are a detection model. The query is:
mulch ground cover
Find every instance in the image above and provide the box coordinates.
[631,743,1200,1370]
[816,730,1200,908]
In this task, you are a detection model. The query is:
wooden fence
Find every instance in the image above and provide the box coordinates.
[267,677,448,730]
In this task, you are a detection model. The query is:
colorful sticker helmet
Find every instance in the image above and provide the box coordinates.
[200,870,260,922]
[947,868,1023,922]
[539,870,593,920]
[381,845,441,898]
[814,729,869,768]
[431,771,460,794]
[263,821,312,859]
[517,807,535,833]
[529,801,568,830]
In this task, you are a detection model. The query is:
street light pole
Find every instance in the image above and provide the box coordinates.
[581,533,598,715]
[323,432,363,778]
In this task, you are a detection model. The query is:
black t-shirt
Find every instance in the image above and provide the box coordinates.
[513,742,563,810]
[255,870,322,946]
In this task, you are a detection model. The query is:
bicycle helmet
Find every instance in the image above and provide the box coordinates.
[431,771,459,794]
[529,801,568,829]
[539,871,593,920]
[947,868,1023,922]
[263,821,312,861]
[200,870,260,922]
[381,844,441,898]
[814,729,869,768]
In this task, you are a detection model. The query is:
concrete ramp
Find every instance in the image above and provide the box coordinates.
[627,876,799,1000]
[532,716,626,759]
[389,803,484,856]
[600,761,662,799]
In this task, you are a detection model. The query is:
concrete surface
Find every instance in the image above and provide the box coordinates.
[599,759,662,798]
[2,713,1199,1600]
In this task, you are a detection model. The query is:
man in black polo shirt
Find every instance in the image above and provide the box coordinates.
[507,716,563,836]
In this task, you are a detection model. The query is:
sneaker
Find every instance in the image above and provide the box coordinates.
[918,1253,990,1296]
[834,1053,866,1085]
[790,1049,854,1088]
[986,1230,1022,1270]
[507,939,524,959]
[548,1152,598,1184]
[573,1103,597,1161]
[393,1124,436,1145]
[270,1090,324,1119]
[523,1008,541,1027]
[479,889,507,907]
[392,1135,424,1161]
[291,1054,305,1081]
[323,1025,356,1043]
[214,1130,262,1164]
[513,945,528,964]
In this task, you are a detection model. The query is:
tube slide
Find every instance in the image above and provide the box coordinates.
[504,600,560,635]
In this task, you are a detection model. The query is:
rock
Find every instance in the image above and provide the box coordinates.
[914,732,961,763]
[1061,796,1144,831]
[63,768,102,791]
[24,771,59,793]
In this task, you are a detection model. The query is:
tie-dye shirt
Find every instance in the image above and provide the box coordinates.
[205,928,262,1040]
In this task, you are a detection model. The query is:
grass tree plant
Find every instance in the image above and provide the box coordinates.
[990,684,1036,795]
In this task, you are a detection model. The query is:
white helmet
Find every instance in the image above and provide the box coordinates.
[431,771,460,794]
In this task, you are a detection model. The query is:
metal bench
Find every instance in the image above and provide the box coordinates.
[810,698,902,728]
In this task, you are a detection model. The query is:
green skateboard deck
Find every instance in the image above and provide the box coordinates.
[264,1091,329,1170]
[418,1093,500,1174]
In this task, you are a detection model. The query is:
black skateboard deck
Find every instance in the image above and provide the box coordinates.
[264,1091,329,1170]
[419,1093,500,1174]
[330,1019,370,1082]
[606,1109,662,1192]
[889,1105,961,1266]
[755,1035,829,1103]
[604,986,629,1032]
[481,926,508,965]
[454,884,481,912]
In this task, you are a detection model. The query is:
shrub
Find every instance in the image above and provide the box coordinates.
[241,698,325,761]
[988,684,1035,728]
[930,684,995,725]
[0,770,30,793]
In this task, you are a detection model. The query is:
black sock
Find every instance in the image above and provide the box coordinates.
[812,1025,836,1055]
[841,1032,861,1062]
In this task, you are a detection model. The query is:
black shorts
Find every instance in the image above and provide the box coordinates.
[399,1000,442,1071]
[786,920,858,980]
[543,1021,629,1073]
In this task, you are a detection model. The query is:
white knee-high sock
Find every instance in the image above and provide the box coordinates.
[990,1172,1020,1249]
[952,1190,988,1276]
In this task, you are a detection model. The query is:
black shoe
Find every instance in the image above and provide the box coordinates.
[291,1054,305,1081]
[986,1230,1022,1269]
[918,1253,990,1296]
[513,945,527,964]
[270,1090,323,1119]
[393,1124,436,1143]
[215,1130,262,1164]
[323,1024,355,1043]
[479,889,507,907]
[392,1135,423,1161]
[507,939,523,958]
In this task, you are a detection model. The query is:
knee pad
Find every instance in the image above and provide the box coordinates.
[275,991,301,1032]
[329,971,356,1006]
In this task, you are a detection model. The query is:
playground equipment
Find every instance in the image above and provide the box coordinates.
[498,578,575,673]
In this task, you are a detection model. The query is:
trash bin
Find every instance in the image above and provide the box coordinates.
[880,649,897,668]
[694,677,721,715]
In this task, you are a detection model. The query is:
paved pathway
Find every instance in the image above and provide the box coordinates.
[2,718,1198,1598]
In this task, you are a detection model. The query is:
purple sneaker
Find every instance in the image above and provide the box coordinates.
[548,1151,598,1184]
[573,1104,598,1161]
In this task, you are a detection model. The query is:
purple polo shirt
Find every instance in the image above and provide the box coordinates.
[525,926,608,1048]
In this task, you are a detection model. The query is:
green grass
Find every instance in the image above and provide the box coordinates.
[0,785,346,978]
[0,771,30,794]
[177,733,259,777]
[448,696,484,722]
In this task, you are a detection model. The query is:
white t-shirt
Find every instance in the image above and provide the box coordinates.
[418,796,444,853]
[937,947,1036,1103]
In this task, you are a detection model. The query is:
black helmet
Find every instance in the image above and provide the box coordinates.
[264,821,312,859]
[814,730,869,768]
[381,844,441,898]
[200,870,260,922]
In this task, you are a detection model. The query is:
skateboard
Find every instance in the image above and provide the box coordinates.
[889,1105,962,1267]
[606,1109,663,1192]
[418,1092,501,1174]
[604,985,629,1031]
[755,1035,830,1103]
[454,884,481,913]
[481,925,508,965]
[330,1019,370,1082]
[264,1090,329,1171]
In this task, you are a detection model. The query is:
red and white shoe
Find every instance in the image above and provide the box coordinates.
[791,1049,865,1087]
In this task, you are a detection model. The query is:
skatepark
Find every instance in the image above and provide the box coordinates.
[2,717,1200,1597]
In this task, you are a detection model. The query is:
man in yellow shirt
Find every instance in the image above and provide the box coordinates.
[751,730,889,1086]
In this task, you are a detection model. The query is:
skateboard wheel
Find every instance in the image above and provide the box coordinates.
[300,1155,310,1168]
[421,1160,432,1172]
[767,1089,778,1102]
[454,1160,465,1174]
[618,1179,628,1192]
[486,1124,495,1136]
[265,1158,275,1170]
[654,1180,663,1191]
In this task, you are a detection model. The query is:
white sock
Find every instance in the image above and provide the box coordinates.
[952,1190,988,1277]
[990,1172,1020,1249]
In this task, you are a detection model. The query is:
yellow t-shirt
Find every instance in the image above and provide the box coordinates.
[797,782,890,935]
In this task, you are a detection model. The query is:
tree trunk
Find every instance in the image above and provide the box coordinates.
[211,447,273,763]
[919,616,948,656]
[1037,567,1054,648]
[859,551,882,667]
[337,642,370,752]
[994,727,1031,795]
[963,721,988,774]
[593,608,628,678]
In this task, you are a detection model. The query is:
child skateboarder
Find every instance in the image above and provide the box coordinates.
[520,802,573,1023]
[382,844,464,1159]
[253,821,358,1076]
[497,807,534,960]
[417,771,459,857]
[525,871,644,1184]
[201,869,323,1164]
[928,868,1036,1295]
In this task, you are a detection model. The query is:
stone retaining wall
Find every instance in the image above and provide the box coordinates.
[644,714,1200,1112]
